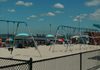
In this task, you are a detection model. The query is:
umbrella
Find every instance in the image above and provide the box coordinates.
[46,34,54,37]
[16,33,29,37]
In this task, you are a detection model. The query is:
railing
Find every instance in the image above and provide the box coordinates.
[0,49,100,70]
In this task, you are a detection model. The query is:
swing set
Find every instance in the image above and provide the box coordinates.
[50,25,99,52]
[0,20,42,56]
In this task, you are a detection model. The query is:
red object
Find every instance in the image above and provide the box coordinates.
[0,41,2,47]
[0,38,2,41]
[58,38,64,42]
[85,32,100,45]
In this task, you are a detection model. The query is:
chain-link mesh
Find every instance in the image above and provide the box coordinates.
[82,50,100,70]
[0,57,30,70]
[32,50,100,70]
[0,59,23,67]
[0,63,29,70]
[0,50,100,70]
[32,54,80,70]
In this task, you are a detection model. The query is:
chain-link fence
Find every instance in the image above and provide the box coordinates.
[31,49,100,70]
[0,57,32,70]
[0,49,100,70]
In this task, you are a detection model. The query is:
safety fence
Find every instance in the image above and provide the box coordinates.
[31,49,100,70]
[0,49,100,70]
[0,57,32,70]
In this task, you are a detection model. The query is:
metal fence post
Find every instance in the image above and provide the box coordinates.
[80,53,82,70]
[29,58,32,70]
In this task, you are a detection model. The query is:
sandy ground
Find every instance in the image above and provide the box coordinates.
[0,44,100,61]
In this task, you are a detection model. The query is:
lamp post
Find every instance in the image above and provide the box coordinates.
[75,16,81,35]
[79,17,81,36]
[74,15,82,50]
[49,24,51,34]
[6,21,9,38]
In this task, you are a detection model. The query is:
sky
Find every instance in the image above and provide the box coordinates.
[0,0,100,34]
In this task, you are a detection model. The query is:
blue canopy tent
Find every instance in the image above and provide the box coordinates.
[15,33,30,48]
[46,34,54,38]
[46,34,55,46]
[15,33,30,39]
[16,33,30,37]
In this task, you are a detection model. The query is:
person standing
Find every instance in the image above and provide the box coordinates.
[0,38,2,47]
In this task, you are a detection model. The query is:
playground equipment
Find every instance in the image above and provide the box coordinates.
[0,19,42,57]
[50,25,99,52]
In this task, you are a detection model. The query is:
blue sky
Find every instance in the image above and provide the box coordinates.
[0,0,100,34]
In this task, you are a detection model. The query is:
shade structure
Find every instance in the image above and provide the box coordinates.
[71,35,79,38]
[46,34,54,37]
[71,35,89,38]
[16,33,30,37]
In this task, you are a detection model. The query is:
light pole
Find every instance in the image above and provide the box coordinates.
[74,15,82,50]
[49,24,51,34]
[7,21,9,38]
[79,17,81,36]
[75,16,81,35]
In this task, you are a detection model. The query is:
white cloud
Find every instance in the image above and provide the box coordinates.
[73,16,81,22]
[54,3,64,9]
[27,15,37,20]
[55,10,64,14]
[73,14,88,22]
[73,9,100,21]
[85,0,100,6]
[8,9,16,13]
[89,9,100,20]
[47,12,55,16]
[16,1,33,7]
[0,0,7,2]
[30,15,37,18]
[40,12,56,17]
